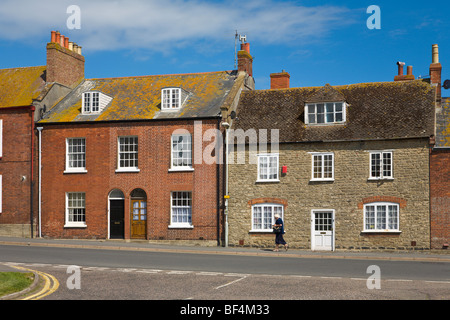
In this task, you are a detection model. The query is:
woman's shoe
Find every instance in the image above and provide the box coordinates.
[285,244,288,251]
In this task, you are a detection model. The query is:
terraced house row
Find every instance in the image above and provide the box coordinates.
[0,31,448,251]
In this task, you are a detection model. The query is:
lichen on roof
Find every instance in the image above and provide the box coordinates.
[40,70,238,123]
[0,66,46,108]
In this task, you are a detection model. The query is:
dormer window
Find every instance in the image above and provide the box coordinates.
[82,91,112,114]
[161,87,189,111]
[305,102,346,125]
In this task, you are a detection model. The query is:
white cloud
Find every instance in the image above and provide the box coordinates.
[0,0,356,52]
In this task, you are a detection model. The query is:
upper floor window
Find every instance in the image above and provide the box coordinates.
[257,154,279,182]
[369,151,393,180]
[65,138,87,173]
[82,91,112,114]
[310,152,334,181]
[116,136,139,172]
[161,87,189,110]
[305,102,346,125]
[364,202,399,232]
[171,133,193,171]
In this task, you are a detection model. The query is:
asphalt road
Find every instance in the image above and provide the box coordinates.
[1,244,449,302]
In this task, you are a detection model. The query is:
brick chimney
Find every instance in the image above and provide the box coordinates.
[430,44,442,101]
[46,31,85,88]
[394,61,415,81]
[237,41,253,77]
[270,70,290,89]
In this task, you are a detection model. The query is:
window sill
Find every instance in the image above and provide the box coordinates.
[64,169,88,174]
[256,179,280,183]
[249,229,274,233]
[168,224,194,229]
[168,167,194,172]
[64,223,87,228]
[367,177,394,181]
[361,230,401,234]
[115,168,140,173]
[310,178,334,182]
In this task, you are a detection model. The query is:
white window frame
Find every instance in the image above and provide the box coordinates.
[161,88,181,110]
[251,203,284,232]
[82,92,100,114]
[369,151,393,180]
[310,152,334,181]
[116,136,140,172]
[363,202,400,232]
[65,138,87,173]
[65,192,86,228]
[169,133,193,171]
[169,191,193,228]
[305,102,346,125]
[257,154,279,182]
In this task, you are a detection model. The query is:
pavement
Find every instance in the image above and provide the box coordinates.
[1,236,450,263]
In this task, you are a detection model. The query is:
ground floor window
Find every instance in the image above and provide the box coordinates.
[65,192,86,227]
[170,191,192,228]
[364,202,399,232]
[251,203,283,232]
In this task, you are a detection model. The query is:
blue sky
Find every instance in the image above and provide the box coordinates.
[1,0,449,92]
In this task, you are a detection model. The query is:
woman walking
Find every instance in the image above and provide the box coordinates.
[273,213,288,251]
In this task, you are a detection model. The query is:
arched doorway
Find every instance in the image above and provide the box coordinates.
[109,189,125,239]
[131,188,147,239]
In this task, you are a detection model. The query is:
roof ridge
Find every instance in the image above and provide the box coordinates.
[87,70,233,81]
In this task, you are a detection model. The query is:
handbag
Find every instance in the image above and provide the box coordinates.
[273,225,282,233]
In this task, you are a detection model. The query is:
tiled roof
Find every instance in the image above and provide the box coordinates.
[40,70,239,123]
[233,80,436,143]
[0,66,46,108]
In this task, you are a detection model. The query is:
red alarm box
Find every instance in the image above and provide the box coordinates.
[282,166,287,174]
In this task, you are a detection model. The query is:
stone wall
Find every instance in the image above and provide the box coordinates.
[227,138,431,251]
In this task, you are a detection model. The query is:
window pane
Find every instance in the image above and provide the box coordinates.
[371,153,381,177]
[316,104,325,123]
[171,192,192,225]
[326,103,334,123]
[365,206,375,230]
[376,205,386,229]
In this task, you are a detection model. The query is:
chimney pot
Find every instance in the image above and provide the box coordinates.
[432,44,439,64]
[55,31,60,44]
[60,35,65,47]
[240,42,250,54]
[64,37,69,49]
[407,65,413,76]
[51,31,56,43]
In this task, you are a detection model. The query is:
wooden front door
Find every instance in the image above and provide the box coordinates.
[311,210,335,251]
[131,200,147,239]
[110,200,124,239]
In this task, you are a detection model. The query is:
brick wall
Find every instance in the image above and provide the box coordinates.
[430,149,450,249]
[40,119,222,242]
[228,138,431,251]
[46,42,84,88]
[0,108,38,237]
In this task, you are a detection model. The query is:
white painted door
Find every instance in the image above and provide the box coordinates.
[311,210,335,251]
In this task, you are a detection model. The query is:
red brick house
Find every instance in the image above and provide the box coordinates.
[36,37,253,243]
[0,31,83,237]
[429,45,450,249]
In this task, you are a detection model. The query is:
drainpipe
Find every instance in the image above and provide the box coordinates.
[36,126,43,237]
[30,106,35,238]
[221,121,230,247]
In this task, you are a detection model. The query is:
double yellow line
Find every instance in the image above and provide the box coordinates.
[10,265,59,300]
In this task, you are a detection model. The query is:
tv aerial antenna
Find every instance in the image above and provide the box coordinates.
[234,30,247,69]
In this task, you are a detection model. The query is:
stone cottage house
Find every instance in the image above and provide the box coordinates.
[227,70,437,251]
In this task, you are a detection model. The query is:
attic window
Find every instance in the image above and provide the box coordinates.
[305,102,346,125]
[161,88,189,110]
[82,91,112,114]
